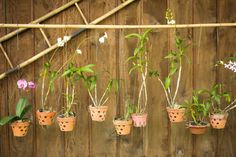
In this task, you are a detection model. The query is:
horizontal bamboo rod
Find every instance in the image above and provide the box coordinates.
[0,0,82,43]
[0,23,236,29]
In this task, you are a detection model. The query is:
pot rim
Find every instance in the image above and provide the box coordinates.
[210,112,229,118]
[11,120,30,126]
[36,109,57,113]
[166,107,185,111]
[187,121,209,128]
[89,105,108,109]
[132,113,148,117]
[113,118,132,124]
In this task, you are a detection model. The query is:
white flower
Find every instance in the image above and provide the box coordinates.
[76,48,82,55]
[99,32,108,44]
[57,37,64,47]
[167,19,176,25]
[99,37,105,44]
[63,36,71,42]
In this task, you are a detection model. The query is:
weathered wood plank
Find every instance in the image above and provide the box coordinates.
[192,1,218,157]
[0,0,10,156]
[216,0,236,156]
[168,0,194,156]
[34,1,64,157]
[89,0,118,156]
[6,0,35,157]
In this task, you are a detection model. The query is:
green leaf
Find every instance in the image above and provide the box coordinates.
[149,70,159,77]
[79,64,95,73]
[114,79,119,94]
[0,116,18,126]
[129,65,140,74]
[125,33,142,39]
[20,105,32,119]
[16,98,27,117]
[164,77,171,89]
[169,66,177,76]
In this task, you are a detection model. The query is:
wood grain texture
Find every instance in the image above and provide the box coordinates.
[0,0,236,157]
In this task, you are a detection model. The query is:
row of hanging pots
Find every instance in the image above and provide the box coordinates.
[166,107,229,135]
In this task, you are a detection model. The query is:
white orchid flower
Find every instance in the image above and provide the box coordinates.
[167,19,176,25]
[57,37,64,47]
[76,48,82,55]
[99,32,108,44]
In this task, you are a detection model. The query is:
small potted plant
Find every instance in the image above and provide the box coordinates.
[113,100,133,135]
[150,36,189,123]
[184,90,211,134]
[36,61,58,126]
[0,79,35,137]
[125,29,151,127]
[207,83,236,129]
[57,63,94,131]
[82,70,119,122]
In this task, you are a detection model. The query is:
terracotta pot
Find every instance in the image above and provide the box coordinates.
[113,119,132,135]
[89,105,108,122]
[11,121,30,137]
[167,107,185,122]
[36,110,56,126]
[131,113,147,127]
[187,121,209,135]
[57,116,76,132]
[210,113,228,129]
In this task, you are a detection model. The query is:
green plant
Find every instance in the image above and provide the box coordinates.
[183,90,211,125]
[40,61,58,111]
[61,63,95,117]
[150,36,190,109]
[125,29,152,114]
[205,84,231,114]
[81,70,119,107]
[0,98,32,125]
[116,100,134,120]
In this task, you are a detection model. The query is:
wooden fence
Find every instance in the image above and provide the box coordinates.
[0,0,236,156]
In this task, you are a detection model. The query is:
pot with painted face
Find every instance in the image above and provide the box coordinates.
[210,113,228,129]
[57,115,76,132]
[89,105,108,122]
[11,120,30,137]
[166,107,185,122]
[36,109,56,126]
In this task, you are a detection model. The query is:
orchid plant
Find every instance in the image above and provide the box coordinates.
[81,70,119,107]
[150,36,189,109]
[40,61,58,111]
[183,90,211,125]
[125,29,152,114]
[165,8,176,25]
[0,79,35,125]
[61,64,95,117]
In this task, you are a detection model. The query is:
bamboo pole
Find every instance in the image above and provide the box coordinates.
[0,23,236,29]
[0,0,137,80]
[0,0,82,43]
[75,3,89,25]
[39,28,52,47]
[0,44,13,68]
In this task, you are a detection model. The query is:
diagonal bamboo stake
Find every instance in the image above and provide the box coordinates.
[0,0,82,43]
[0,0,137,80]
[75,3,89,25]
[0,44,13,68]
[39,28,52,47]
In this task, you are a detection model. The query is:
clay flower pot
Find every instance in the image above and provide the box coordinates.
[187,121,209,135]
[89,105,108,122]
[131,113,147,127]
[113,119,132,135]
[167,107,185,122]
[36,110,56,126]
[11,121,30,137]
[57,116,76,132]
[210,113,228,129]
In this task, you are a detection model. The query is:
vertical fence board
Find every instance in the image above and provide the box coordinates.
[0,0,10,156]
[168,0,194,156]
[193,0,217,157]
[217,0,236,156]
[34,1,64,157]
[6,0,34,157]
[89,0,117,156]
